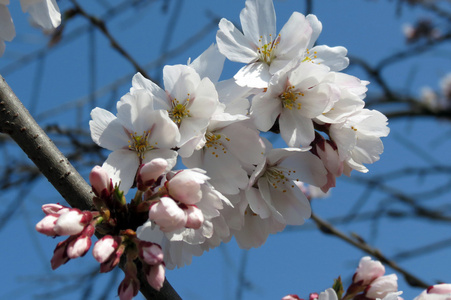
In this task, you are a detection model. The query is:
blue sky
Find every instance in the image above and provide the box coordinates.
[1,0,451,299]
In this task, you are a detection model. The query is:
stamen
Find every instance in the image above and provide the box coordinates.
[280,85,303,110]
[128,130,154,159]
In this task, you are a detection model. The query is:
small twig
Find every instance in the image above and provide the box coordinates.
[70,0,153,81]
[311,212,431,289]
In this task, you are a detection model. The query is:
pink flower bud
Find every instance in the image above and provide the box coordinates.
[167,170,202,205]
[184,205,204,229]
[309,293,318,300]
[146,263,165,291]
[118,275,139,300]
[149,197,187,232]
[353,256,386,285]
[41,203,70,215]
[66,235,92,259]
[92,235,118,263]
[282,295,302,300]
[51,240,70,270]
[137,159,168,191]
[90,166,113,198]
[428,284,451,295]
[365,274,398,299]
[139,241,164,265]
[415,284,451,300]
[35,214,59,236]
[54,209,92,236]
[100,242,125,273]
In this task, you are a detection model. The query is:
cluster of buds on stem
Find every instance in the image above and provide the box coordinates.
[35,204,97,269]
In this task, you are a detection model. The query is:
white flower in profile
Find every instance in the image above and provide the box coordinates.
[0,2,15,57]
[329,108,390,174]
[0,0,60,56]
[89,89,180,194]
[20,0,61,30]
[216,0,313,88]
[131,65,219,155]
[251,62,339,147]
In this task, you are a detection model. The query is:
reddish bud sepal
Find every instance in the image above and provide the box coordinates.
[51,240,70,270]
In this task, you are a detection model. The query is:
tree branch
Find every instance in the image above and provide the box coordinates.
[310,212,431,289]
[0,74,180,300]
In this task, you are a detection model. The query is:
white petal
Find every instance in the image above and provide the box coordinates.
[102,149,139,195]
[279,109,315,147]
[310,45,349,71]
[306,14,322,49]
[117,90,154,133]
[251,93,282,131]
[147,110,180,148]
[269,186,311,225]
[189,43,225,82]
[276,12,312,61]
[279,151,327,187]
[131,73,169,110]
[245,187,270,218]
[234,62,271,88]
[89,108,129,151]
[164,65,201,100]
[22,0,61,30]
[0,5,15,42]
[240,0,276,45]
[188,77,218,118]
[216,18,258,63]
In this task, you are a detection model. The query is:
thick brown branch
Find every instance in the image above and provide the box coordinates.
[0,74,180,300]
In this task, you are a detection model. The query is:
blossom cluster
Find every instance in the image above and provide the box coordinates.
[35,0,391,298]
[0,0,60,56]
[283,256,451,300]
[283,256,402,300]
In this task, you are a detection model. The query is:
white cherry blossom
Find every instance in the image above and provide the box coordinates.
[89,89,180,194]
[216,0,313,88]
[131,65,219,155]
[329,108,390,174]
[251,62,339,147]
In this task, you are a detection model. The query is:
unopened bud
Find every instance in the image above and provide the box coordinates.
[167,170,202,205]
[365,274,398,299]
[90,166,113,198]
[139,241,164,265]
[149,197,187,232]
[54,209,92,236]
[146,263,165,291]
[353,256,385,286]
[92,235,118,263]
[36,214,59,236]
[137,159,168,191]
[67,235,92,259]
[51,240,70,270]
[41,203,70,215]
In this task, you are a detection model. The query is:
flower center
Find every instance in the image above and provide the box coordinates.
[128,130,154,159]
[205,132,230,158]
[264,166,299,193]
[280,85,304,110]
[302,49,319,64]
[257,34,280,65]
[169,95,191,125]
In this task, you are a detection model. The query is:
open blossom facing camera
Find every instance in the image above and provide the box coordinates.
[90,90,180,194]
[216,0,348,88]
